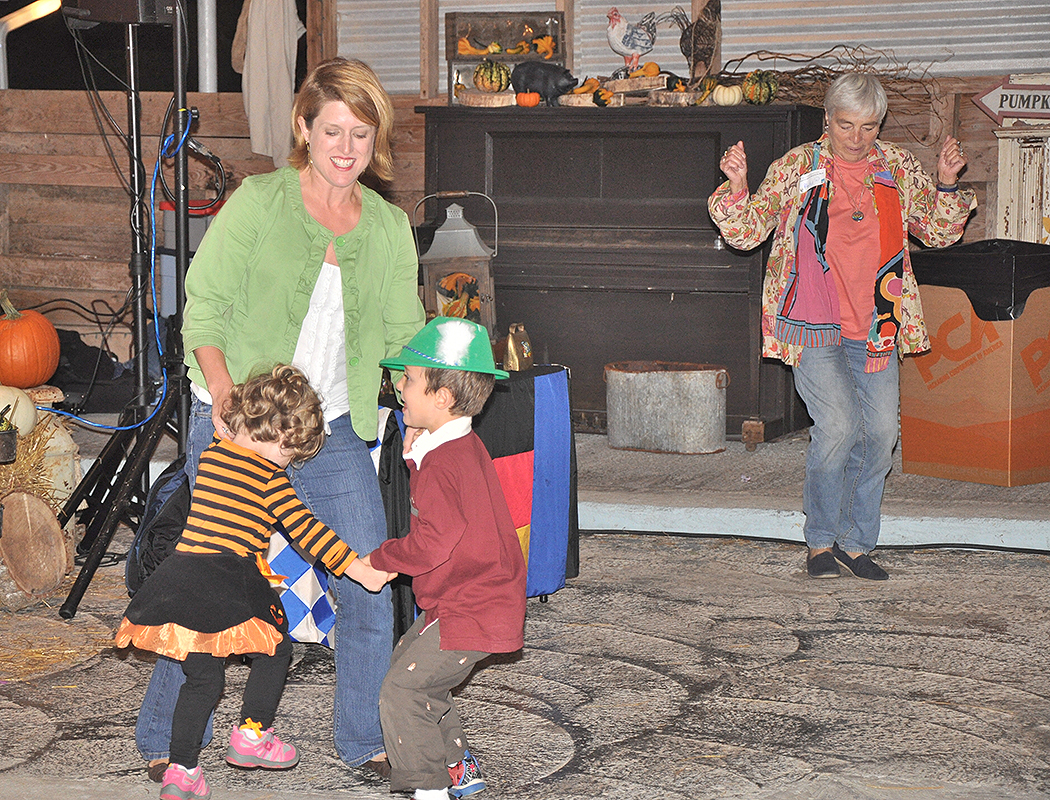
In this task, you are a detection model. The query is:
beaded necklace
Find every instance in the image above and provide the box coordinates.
[830,161,869,222]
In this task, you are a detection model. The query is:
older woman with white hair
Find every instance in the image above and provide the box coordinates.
[709,72,975,580]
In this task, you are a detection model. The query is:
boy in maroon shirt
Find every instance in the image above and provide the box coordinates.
[363,317,527,800]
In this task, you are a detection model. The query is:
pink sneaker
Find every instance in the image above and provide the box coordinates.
[225,723,300,769]
[159,763,210,800]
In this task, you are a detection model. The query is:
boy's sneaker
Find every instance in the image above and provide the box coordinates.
[159,763,210,800]
[225,723,300,769]
[448,750,486,797]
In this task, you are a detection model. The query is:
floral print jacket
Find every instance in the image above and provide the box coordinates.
[708,135,976,367]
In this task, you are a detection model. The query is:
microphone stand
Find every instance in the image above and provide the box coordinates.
[60,4,192,620]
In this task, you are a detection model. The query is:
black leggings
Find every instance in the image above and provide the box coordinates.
[169,634,293,769]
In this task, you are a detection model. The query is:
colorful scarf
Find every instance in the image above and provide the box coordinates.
[774,143,905,373]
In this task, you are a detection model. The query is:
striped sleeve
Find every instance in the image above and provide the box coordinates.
[264,471,358,576]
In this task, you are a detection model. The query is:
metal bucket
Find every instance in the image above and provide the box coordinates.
[605,361,729,454]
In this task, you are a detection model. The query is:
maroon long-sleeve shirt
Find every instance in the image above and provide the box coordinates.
[370,430,526,653]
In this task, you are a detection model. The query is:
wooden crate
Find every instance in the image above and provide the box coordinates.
[649,89,708,106]
[445,10,565,62]
[445,10,565,104]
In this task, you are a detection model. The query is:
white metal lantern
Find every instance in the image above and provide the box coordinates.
[414,193,498,334]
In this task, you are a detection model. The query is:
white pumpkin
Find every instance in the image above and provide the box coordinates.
[0,385,38,435]
[712,83,744,106]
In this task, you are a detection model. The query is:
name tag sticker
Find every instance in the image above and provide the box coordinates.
[799,169,826,194]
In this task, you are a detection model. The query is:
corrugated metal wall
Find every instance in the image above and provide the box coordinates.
[339,0,1050,94]
[336,0,421,93]
[716,0,1050,77]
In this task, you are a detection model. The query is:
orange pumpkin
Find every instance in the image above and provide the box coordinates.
[0,289,60,388]
[516,91,541,107]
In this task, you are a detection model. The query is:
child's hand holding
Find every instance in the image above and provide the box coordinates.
[402,426,424,455]
[348,554,397,593]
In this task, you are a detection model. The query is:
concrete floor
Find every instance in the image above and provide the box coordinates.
[1,425,1048,799]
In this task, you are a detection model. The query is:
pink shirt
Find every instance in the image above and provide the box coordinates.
[826,156,881,340]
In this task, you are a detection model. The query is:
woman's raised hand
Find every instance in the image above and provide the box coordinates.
[720,140,749,195]
[937,136,967,187]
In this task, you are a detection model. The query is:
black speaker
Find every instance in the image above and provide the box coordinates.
[61,0,174,25]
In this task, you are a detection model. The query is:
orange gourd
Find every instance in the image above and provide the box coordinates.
[516,91,541,107]
[0,289,60,388]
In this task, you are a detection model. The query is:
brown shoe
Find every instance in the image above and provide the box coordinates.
[362,757,391,779]
[147,759,169,782]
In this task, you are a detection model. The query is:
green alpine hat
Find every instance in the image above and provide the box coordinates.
[380,317,509,379]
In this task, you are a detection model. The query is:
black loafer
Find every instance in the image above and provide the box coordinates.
[806,549,840,578]
[832,543,888,580]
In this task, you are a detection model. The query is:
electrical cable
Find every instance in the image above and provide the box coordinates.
[64,16,156,250]
[45,5,225,433]
[40,124,190,432]
[156,97,227,209]
[64,16,138,199]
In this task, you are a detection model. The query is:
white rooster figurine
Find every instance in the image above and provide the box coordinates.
[607,8,658,74]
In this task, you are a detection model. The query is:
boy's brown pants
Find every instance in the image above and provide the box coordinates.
[379,614,487,793]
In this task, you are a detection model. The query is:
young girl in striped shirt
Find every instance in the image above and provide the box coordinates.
[116,364,395,800]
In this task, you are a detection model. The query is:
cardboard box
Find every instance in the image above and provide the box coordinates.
[900,283,1050,486]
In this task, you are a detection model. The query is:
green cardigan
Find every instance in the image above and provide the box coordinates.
[183,166,425,441]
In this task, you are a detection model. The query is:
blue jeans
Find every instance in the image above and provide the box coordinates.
[792,338,899,554]
[136,400,391,766]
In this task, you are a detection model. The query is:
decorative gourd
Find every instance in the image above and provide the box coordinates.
[0,385,38,436]
[532,35,556,59]
[472,60,511,93]
[741,70,778,104]
[711,83,743,106]
[0,290,60,389]
[695,75,719,104]
[516,91,541,107]
[628,61,660,79]
[573,77,601,94]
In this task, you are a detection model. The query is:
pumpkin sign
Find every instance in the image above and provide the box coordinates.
[0,290,60,389]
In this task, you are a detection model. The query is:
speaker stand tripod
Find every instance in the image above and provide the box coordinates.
[60,9,193,620]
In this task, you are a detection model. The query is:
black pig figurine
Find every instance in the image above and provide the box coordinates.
[510,61,578,106]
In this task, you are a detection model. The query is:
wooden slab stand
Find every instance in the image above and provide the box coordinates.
[456,89,517,107]
[602,75,666,94]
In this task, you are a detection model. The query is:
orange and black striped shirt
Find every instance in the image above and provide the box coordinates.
[175,437,357,576]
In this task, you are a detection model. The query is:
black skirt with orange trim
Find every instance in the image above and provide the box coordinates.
[114,552,288,661]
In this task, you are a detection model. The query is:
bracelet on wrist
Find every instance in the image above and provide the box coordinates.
[936,182,959,193]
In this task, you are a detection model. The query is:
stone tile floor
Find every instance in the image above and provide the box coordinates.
[2,531,1049,800]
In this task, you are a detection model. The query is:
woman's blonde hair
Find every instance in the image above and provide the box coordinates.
[222,364,326,463]
[288,57,395,182]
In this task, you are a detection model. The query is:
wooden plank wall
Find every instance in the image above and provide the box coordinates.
[880,75,1001,246]
[0,78,1001,362]
[0,90,431,359]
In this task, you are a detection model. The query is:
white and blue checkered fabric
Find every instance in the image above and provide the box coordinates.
[264,408,394,646]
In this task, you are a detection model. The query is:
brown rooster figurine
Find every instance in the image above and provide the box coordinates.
[606,7,658,74]
[663,2,722,82]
